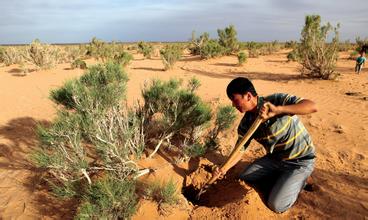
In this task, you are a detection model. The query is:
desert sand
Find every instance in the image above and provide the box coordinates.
[0,49,367,219]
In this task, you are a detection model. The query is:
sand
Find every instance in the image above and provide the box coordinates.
[0,50,367,219]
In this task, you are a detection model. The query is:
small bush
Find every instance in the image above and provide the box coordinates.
[237,52,247,66]
[138,41,153,59]
[160,45,182,70]
[142,78,212,158]
[113,51,133,67]
[1,47,24,66]
[189,31,210,56]
[297,15,340,79]
[76,176,138,219]
[206,105,236,149]
[349,50,359,60]
[25,39,61,69]
[145,179,179,206]
[287,50,299,62]
[217,25,239,55]
[71,58,87,69]
[200,39,225,59]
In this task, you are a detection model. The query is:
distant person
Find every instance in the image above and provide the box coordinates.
[355,50,366,74]
[213,77,317,213]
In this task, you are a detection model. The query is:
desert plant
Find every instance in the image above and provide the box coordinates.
[237,51,247,66]
[349,50,359,60]
[160,44,182,70]
[113,51,133,67]
[141,79,212,158]
[200,39,225,59]
[189,31,210,56]
[297,15,340,79]
[206,105,236,149]
[287,50,299,62]
[34,62,144,217]
[71,58,87,69]
[137,41,153,59]
[76,176,138,219]
[355,37,368,53]
[284,40,298,49]
[1,47,24,66]
[24,39,61,69]
[144,179,179,206]
[217,25,239,55]
[187,77,201,93]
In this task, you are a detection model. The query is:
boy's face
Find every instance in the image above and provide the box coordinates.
[231,93,252,113]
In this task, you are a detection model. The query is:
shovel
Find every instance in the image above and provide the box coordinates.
[195,114,264,200]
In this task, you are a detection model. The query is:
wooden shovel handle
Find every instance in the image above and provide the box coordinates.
[207,115,263,185]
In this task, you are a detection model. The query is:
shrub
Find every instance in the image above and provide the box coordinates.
[0,47,24,66]
[76,176,138,219]
[34,62,144,217]
[200,39,225,59]
[144,179,179,206]
[206,105,236,149]
[349,50,359,60]
[284,40,298,49]
[137,41,153,59]
[189,31,210,56]
[25,39,61,69]
[237,52,247,66]
[297,15,340,79]
[71,58,87,69]
[113,51,133,67]
[142,78,212,158]
[217,25,239,55]
[160,45,182,70]
[355,37,368,53]
[287,50,299,62]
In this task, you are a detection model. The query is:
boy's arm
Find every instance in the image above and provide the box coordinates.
[260,99,317,120]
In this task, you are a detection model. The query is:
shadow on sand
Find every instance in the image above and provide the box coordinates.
[0,117,77,218]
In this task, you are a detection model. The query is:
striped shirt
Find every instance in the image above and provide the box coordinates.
[238,93,315,160]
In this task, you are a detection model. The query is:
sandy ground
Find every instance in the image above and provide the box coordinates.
[0,50,367,219]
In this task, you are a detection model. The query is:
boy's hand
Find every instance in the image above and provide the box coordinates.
[212,166,226,179]
[260,102,280,121]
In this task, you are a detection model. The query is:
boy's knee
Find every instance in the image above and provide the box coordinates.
[267,198,292,213]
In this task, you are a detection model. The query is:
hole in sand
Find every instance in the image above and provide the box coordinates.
[182,160,249,207]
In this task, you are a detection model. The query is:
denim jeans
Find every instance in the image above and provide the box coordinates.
[239,155,315,213]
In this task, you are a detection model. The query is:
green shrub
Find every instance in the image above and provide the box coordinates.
[206,105,236,149]
[76,176,138,219]
[217,25,239,55]
[142,79,212,158]
[189,31,210,56]
[144,179,179,206]
[349,50,359,60]
[237,52,247,66]
[297,15,340,79]
[138,41,153,59]
[71,58,87,69]
[113,51,133,67]
[355,37,368,52]
[200,39,225,59]
[287,50,299,62]
[160,45,182,70]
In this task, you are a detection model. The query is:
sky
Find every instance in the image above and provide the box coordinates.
[1,0,367,44]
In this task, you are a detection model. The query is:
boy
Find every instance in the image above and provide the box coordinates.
[355,50,366,74]
[213,77,317,213]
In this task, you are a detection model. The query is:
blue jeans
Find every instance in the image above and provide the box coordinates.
[239,155,315,213]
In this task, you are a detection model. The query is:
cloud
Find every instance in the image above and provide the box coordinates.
[0,0,367,44]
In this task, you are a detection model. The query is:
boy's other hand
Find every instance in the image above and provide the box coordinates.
[260,102,280,121]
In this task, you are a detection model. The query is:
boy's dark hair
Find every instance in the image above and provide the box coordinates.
[226,77,257,100]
